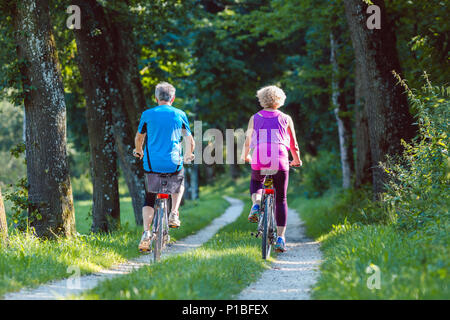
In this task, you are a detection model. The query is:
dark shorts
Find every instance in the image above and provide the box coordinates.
[143,168,184,208]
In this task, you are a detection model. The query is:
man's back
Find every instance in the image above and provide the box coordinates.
[138,104,191,173]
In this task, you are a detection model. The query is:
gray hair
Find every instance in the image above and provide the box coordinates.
[155,82,176,102]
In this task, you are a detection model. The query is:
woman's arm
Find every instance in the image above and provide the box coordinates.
[240,116,254,163]
[287,116,302,166]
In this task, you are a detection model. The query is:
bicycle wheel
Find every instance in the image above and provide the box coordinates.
[261,194,274,260]
[153,199,166,262]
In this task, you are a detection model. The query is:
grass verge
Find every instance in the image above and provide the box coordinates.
[292,190,450,299]
[0,193,228,298]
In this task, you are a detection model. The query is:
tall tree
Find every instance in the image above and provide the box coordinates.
[73,0,120,232]
[0,187,7,244]
[343,0,416,197]
[13,0,75,238]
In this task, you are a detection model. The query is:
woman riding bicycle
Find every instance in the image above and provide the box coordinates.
[241,85,302,253]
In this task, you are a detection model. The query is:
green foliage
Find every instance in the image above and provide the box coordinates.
[383,74,449,231]
[387,0,449,88]
[294,150,342,198]
[3,177,31,230]
[0,100,26,188]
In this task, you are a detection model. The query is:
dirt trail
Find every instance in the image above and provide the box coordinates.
[3,196,243,300]
[236,208,322,300]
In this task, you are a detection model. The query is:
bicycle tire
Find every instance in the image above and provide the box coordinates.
[153,199,165,262]
[261,194,273,260]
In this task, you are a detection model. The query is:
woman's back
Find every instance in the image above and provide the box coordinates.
[250,109,290,171]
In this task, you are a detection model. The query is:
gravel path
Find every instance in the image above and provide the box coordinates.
[3,196,243,300]
[236,208,322,300]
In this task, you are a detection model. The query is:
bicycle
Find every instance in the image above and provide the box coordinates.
[134,150,170,261]
[251,164,300,259]
[151,189,171,262]
[252,173,277,260]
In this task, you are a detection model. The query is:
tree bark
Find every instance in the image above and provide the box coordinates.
[330,32,354,189]
[354,58,372,188]
[14,0,75,238]
[0,187,8,244]
[190,164,199,200]
[73,0,120,232]
[343,0,416,197]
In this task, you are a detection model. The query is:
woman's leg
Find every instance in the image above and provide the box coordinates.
[273,170,289,238]
[250,170,265,205]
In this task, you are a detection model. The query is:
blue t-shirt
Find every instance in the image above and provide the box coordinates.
[138,105,192,173]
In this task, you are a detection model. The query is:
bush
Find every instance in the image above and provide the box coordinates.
[384,74,450,231]
[299,150,342,198]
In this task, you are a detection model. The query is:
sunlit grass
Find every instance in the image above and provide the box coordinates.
[292,191,450,299]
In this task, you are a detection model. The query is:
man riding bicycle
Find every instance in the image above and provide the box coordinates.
[133,82,194,252]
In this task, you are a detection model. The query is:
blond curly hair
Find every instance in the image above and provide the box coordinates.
[256,85,286,108]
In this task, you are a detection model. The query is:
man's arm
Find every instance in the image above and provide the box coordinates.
[134,131,146,160]
[184,134,195,163]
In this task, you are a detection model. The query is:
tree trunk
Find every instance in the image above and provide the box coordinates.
[190,164,199,200]
[184,167,191,201]
[343,0,416,197]
[354,59,372,188]
[0,187,8,244]
[330,32,354,189]
[14,0,75,238]
[73,0,120,232]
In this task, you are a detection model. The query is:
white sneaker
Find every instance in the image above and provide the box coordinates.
[138,231,151,252]
[168,211,181,228]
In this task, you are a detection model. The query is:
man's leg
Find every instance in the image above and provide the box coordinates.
[171,184,185,213]
[139,192,156,252]
[142,206,155,231]
[169,184,184,228]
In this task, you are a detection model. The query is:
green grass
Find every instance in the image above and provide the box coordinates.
[292,190,450,300]
[74,197,137,234]
[0,192,228,298]
[314,223,449,299]
[76,197,271,300]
